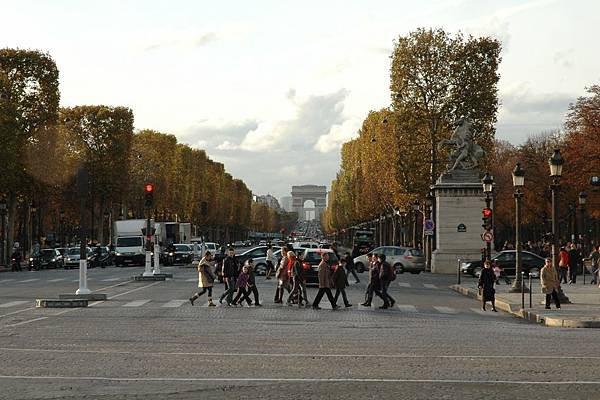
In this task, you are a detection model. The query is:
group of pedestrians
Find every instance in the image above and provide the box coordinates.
[189,245,399,310]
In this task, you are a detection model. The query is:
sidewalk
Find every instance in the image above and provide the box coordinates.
[452,279,600,328]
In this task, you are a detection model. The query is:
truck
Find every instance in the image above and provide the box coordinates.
[351,229,376,258]
[156,222,191,245]
[113,219,153,267]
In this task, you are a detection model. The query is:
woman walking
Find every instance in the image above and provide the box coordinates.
[312,252,338,310]
[478,260,497,311]
[333,259,352,307]
[274,247,289,303]
[541,258,561,309]
[189,251,216,306]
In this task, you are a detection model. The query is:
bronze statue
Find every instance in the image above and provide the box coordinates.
[438,118,485,171]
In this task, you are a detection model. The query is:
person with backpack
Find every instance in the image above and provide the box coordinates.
[189,251,216,306]
[378,254,396,309]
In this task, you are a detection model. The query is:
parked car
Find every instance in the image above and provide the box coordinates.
[299,248,339,285]
[233,241,244,248]
[353,246,425,274]
[29,248,64,270]
[64,247,92,269]
[461,250,545,278]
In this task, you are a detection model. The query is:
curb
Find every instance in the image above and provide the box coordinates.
[450,284,600,329]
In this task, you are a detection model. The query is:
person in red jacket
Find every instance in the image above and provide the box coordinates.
[559,246,569,284]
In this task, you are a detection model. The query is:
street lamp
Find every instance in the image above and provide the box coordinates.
[579,191,587,254]
[59,209,65,247]
[425,191,434,271]
[481,172,494,261]
[549,149,569,303]
[511,163,528,293]
[0,199,6,266]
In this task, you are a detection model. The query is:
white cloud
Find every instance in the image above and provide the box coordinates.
[315,118,361,153]
[216,140,240,150]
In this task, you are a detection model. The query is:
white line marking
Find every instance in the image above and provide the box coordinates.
[4,317,48,328]
[0,301,29,308]
[0,307,36,318]
[19,279,39,283]
[101,278,120,282]
[48,278,66,282]
[434,306,458,314]
[397,305,418,313]
[398,282,411,288]
[0,375,599,384]
[3,347,600,360]
[0,279,15,283]
[162,300,188,308]
[423,284,438,289]
[123,299,151,307]
[185,278,196,282]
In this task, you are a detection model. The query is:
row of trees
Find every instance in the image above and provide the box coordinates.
[0,48,254,257]
[250,202,297,237]
[323,29,600,249]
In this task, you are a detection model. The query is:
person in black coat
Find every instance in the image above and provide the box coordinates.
[333,259,352,307]
[478,260,497,312]
[344,252,360,284]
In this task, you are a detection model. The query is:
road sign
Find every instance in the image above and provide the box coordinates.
[482,231,494,243]
[424,219,435,231]
[424,230,434,236]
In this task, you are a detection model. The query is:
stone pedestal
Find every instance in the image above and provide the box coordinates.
[431,170,486,274]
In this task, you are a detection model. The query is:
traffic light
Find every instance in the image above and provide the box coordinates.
[482,208,493,231]
[144,184,154,208]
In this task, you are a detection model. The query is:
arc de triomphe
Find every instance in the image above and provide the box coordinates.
[291,185,327,221]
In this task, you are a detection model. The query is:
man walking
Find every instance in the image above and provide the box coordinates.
[219,247,239,306]
[344,252,360,284]
[378,254,396,309]
[568,243,581,284]
[361,253,383,307]
[312,252,338,310]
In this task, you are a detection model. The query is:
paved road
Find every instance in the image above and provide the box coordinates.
[0,267,598,399]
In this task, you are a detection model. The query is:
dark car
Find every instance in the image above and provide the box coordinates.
[172,244,193,265]
[300,249,339,285]
[29,248,64,270]
[461,250,545,278]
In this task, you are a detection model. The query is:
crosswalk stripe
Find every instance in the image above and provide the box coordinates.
[48,278,66,282]
[423,284,438,289]
[162,300,188,308]
[398,282,411,288]
[470,308,502,316]
[433,306,458,314]
[0,301,29,308]
[0,279,15,283]
[397,304,418,313]
[101,278,121,282]
[19,279,39,283]
[123,300,151,307]
[186,278,197,282]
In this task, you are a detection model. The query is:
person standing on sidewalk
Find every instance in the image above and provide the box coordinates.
[265,244,276,280]
[568,243,581,284]
[189,251,217,306]
[559,246,570,284]
[312,252,338,310]
[219,248,239,306]
[378,254,395,309]
[333,258,352,307]
[478,260,497,312]
[541,258,561,309]
[589,245,600,285]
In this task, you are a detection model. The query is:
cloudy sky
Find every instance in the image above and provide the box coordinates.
[2,0,598,199]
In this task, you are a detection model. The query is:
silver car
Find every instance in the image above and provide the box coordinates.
[353,246,425,274]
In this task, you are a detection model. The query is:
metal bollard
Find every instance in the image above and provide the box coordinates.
[457,258,461,285]
[583,262,586,284]
[521,271,525,309]
[529,273,533,308]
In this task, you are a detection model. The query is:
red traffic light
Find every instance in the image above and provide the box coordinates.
[482,208,492,217]
[144,184,154,193]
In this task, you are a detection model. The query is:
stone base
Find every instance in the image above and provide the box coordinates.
[134,275,166,281]
[36,299,88,308]
[153,273,173,278]
[59,293,107,301]
[432,249,482,274]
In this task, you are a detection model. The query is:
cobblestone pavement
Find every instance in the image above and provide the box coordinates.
[1,266,599,399]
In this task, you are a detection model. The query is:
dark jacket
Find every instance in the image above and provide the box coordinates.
[292,260,305,281]
[332,264,347,289]
[379,261,393,282]
[478,267,495,301]
[568,248,581,268]
[222,256,238,279]
[344,255,355,271]
[369,263,381,287]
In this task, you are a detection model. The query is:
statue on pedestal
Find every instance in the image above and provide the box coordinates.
[438,118,485,171]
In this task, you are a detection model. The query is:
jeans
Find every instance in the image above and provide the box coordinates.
[545,289,561,308]
[569,266,577,283]
[249,284,260,304]
[364,283,384,304]
[221,277,237,304]
[591,267,598,284]
[233,287,252,305]
[381,281,395,306]
[195,287,212,298]
[559,268,568,284]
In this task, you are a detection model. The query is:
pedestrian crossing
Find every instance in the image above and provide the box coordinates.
[397,282,439,289]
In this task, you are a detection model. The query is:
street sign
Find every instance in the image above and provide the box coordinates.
[423,219,435,231]
[424,230,434,236]
[457,223,467,233]
[482,231,494,243]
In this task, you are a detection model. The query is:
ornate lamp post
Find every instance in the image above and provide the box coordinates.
[511,163,528,293]
[29,202,37,256]
[425,191,434,271]
[549,149,569,303]
[579,192,587,254]
[59,209,65,247]
[0,199,6,265]
[481,172,494,261]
